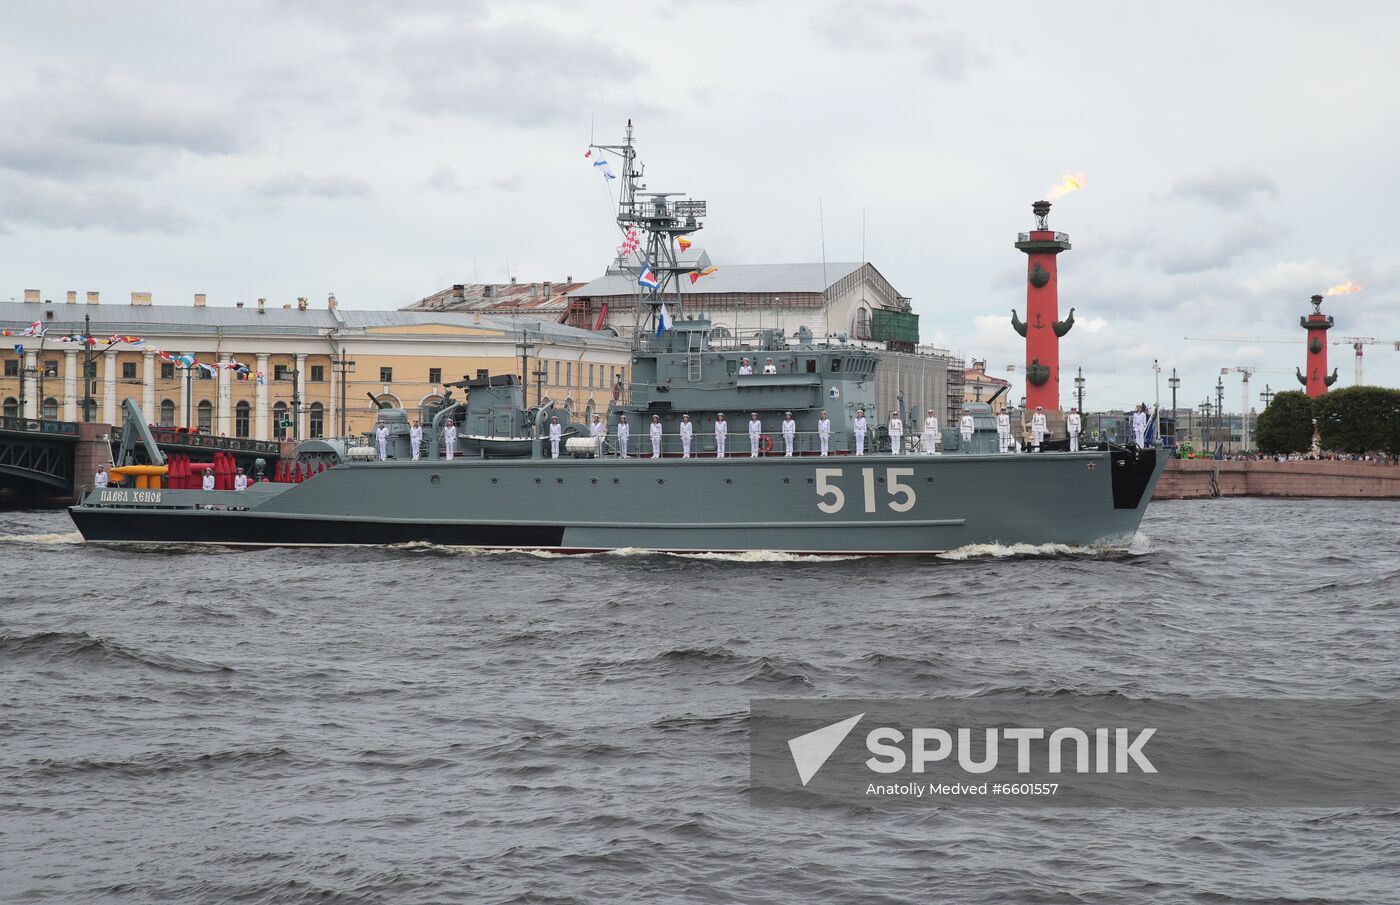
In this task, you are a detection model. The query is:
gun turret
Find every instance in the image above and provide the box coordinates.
[367,392,390,410]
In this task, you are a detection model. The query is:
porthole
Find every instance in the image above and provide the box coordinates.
[490,477,499,485]
[534,477,542,485]
[556,477,565,485]
[612,478,620,485]
[591,478,599,485]
[783,478,791,485]
[925,477,934,483]
[657,478,665,485]
[877,476,885,484]
[725,478,733,485]
[806,477,814,484]
[429,474,442,486]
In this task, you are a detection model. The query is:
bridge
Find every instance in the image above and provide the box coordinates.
[0,415,293,506]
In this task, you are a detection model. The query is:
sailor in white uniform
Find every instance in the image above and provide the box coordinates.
[853,409,868,455]
[959,412,974,453]
[888,411,904,455]
[1031,406,1048,452]
[410,421,423,461]
[781,412,796,456]
[679,414,693,458]
[748,413,763,457]
[442,419,458,459]
[1131,404,1148,448]
[548,416,562,459]
[714,413,728,458]
[817,410,831,457]
[375,421,389,460]
[738,358,753,376]
[590,414,606,457]
[996,410,1011,454]
[94,466,109,489]
[922,409,939,455]
[649,415,663,458]
[1067,407,1082,453]
[234,468,249,492]
[616,414,630,458]
[762,358,778,375]
[202,468,216,491]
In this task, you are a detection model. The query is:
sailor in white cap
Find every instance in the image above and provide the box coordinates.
[548,415,562,459]
[762,357,778,375]
[1067,407,1082,452]
[202,467,216,491]
[888,410,904,455]
[234,467,249,492]
[1131,403,1148,448]
[442,418,458,459]
[996,409,1011,454]
[817,410,831,457]
[959,410,975,452]
[679,414,693,458]
[781,412,796,456]
[1031,405,1048,452]
[649,414,663,459]
[853,408,868,455]
[714,413,728,458]
[923,409,939,455]
[410,420,423,461]
[616,414,630,458]
[375,420,389,461]
[738,358,753,376]
[590,413,606,457]
[748,412,763,457]
[94,465,109,489]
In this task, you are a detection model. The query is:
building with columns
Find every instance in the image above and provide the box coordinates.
[0,291,630,439]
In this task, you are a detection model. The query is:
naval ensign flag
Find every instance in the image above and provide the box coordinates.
[656,304,673,337]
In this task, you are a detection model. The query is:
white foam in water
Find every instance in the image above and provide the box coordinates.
[0,531,85,545]
[937,541,1109,560]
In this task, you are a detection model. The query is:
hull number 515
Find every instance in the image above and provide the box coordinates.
[814,467,915,514]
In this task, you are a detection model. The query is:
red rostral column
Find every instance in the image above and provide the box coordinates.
[1298,294,1338,397]
[1012,200,1074,411]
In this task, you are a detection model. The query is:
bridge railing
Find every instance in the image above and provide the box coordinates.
[0,416,80,436]
[115,427,284,456]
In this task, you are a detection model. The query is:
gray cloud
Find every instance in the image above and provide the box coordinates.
[253,172,373,200]
[821,1,988,81]
[0,174,195,233]
[1169,169,1279,210]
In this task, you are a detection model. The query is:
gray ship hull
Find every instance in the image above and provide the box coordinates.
[69,448,1166,554]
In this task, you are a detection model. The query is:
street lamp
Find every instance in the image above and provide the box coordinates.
[1215,377,1226,457]
[1167,368,1180,443]
[331,353,356,437]
[276,365,302,441]
[1260,384,1275,409]
[1074,367,1085,414]
[1152,359,1161,414]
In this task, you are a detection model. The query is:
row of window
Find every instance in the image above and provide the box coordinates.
[550,362,627,390]
[1,397,328,439]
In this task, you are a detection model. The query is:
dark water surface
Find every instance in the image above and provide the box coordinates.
[2,499,1399,904]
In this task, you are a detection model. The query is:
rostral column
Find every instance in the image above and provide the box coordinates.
[1012,200,1074,410]
[1297,294,1338,397]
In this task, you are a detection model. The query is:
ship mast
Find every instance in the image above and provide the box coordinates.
[589,120,706,340]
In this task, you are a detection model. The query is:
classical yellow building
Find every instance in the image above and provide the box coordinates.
[0,291,631,440]
[963,359,1011,413]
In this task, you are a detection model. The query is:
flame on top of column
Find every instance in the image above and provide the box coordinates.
[1324,280,1362,296]
[1045,173,1086,200]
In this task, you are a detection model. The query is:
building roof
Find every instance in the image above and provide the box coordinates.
[0,301,628,348]
[405,280,587,315]
[568,262,867,298]
[965,368,1011,386]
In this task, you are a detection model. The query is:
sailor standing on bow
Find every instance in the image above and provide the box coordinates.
[888,411,904,455]
[202,468,216,491]
[590,414,606,457]
[1031,406,1048,452]
[410,420,423,461]
[649,415,663,459]
[996,410,1011,454]
[443,419,458,459]
[748,412,763,457]
[923,409,939,455]
[375,421,389,461]
[679,414,693,458]
[548,416,562,459]
[616,414,630,458]
[94,465,109,489]
[714,413,728,458]
[817,410,831,457]
[234,468,249,492]
[781,412,796,457]
[853,408,868,456]
[959,411,974,453]
[1067,407,1082,453]
[1131,404,1148,448]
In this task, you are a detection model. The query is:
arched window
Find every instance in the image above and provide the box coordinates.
[563,396,575,413]
[272,402,289,440]
[197,400,213,433]
[710,326,731,339]
[235,401,250,438]
[855,307,871,340]
[309,402,324,438]
[2,397,17,419]
[159,399,175,427]
[43,397,59,421]
[374,393,401,410]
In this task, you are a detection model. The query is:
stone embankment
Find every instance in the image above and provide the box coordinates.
[1153,459,1400,500]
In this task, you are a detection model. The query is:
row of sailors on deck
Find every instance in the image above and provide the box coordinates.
[94,465,248,491]
[737,357,779,376]
[378,420,459,461]
[556,410,972,459]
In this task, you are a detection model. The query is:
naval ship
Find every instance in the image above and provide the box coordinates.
[68,126,1166,554]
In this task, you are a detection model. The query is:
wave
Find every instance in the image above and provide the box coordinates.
[0,630,233,673]
[0,530,84,545]
[581,646,816,687]
[28,746,289,778]
[937,541,1117,560]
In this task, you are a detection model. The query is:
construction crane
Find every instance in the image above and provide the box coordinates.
[1335,337,1400,386]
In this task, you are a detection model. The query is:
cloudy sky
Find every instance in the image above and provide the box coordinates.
[2,0,1397,409]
